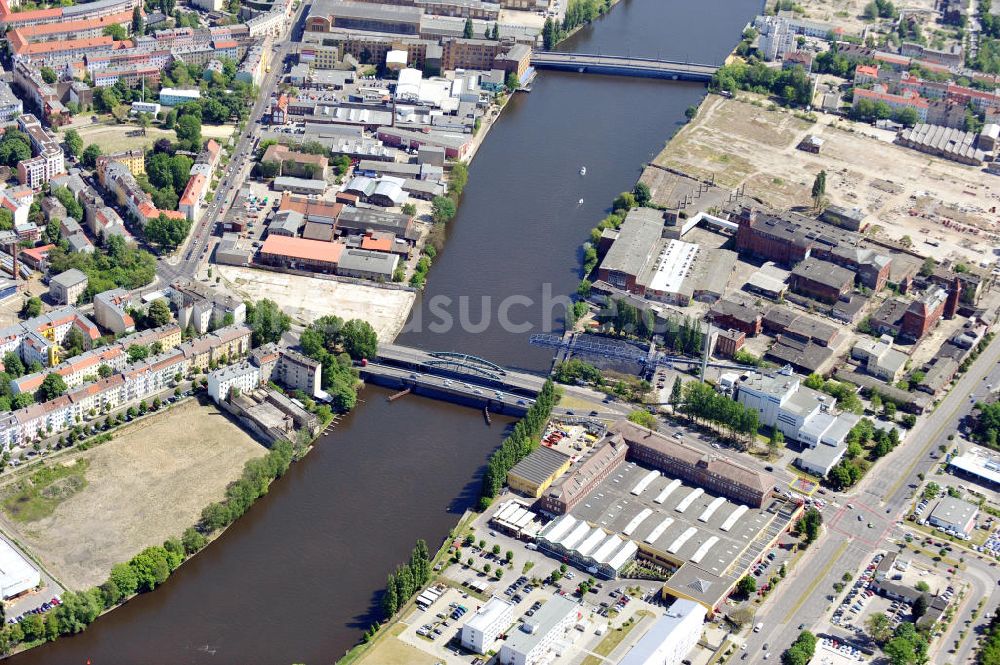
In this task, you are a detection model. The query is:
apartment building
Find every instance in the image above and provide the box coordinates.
[0,307,100,368]
[207,362,261,402]
[0,323,250,448]
[94,288,136,334]
[16,114,64,189]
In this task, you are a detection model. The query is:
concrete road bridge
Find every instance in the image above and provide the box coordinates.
[530,52,719,81]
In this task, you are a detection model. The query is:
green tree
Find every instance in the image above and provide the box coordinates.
[463,17,474,38]
[21,296,42,318]
[339,319,378,360]
[627,409,658,429]
[613,191,636,212]
[798,507,822,544]
[103,24,127,40]
[128,344,149,363]
[108,562,139,598]
[181,527,206,554]
[431,195,457,223]
[63,129,83,158]
[811,170,827,206]
[2,353,24,379]
[737,575,757,596]
[246,299,291,346]
[147,299,172,327]
[175,114,202,151]
[81,144,102,168]
[864,611,892,644]
[39,67,57,84]
[37,373,68,402]
[633,182,651,206]
[670,377,683,406]
[505,71,520,91]
[132,4,144,35]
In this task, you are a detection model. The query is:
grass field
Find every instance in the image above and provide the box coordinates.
[355,624,439,665]
[73,123,176,154]
[2,459,90,523]
[0,400,265,589]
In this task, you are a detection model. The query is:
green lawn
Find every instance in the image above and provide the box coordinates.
[2,459,89,522]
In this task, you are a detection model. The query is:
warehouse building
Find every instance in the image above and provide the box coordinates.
[618,599,705,665]
[506,446,571,498]
[609,420,773,508]
[258,235,346,273]
[536,455,800,616]
[539,434,628,515]
[0,538,39,599]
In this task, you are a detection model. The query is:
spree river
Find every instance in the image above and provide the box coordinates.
[13,1,758,662]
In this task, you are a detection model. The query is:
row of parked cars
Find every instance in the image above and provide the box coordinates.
[819,636,865,661]
[7,596,60,625]
[831,553,884,629]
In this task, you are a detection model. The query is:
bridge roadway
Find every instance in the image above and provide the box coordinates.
[365,344,633,418]
[529,52,719,81]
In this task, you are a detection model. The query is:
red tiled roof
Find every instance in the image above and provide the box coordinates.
[261,235,345,264]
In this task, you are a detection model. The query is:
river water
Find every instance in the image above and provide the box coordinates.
[12,1,758,662]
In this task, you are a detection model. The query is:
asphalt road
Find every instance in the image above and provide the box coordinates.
[156,0,311,285]
[742,334,1000,663]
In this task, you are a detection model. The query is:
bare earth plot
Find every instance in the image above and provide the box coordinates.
[217,265,416,342]
[769,0,937,35]
[654,94,1000,265]
[0,400,264,590]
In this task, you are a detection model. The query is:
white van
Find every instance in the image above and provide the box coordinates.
[754,623,763,633]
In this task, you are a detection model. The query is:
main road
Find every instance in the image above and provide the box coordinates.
[743,335,1000,662]
[156,0,311,285]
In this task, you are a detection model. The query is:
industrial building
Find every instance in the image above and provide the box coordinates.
[536,454,800,616]
[596,207,736,305]
[618,599,705,665]
[948,451,1000,489]
[506,446,571,498]
[729,367,859,477]
[460,596,514,654]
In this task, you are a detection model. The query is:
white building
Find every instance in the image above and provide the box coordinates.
[16,114,64,189]
[927,496,978,538]
[0,538,40,599]
[461,596,514,654]
[852,335,909,383]
[94,288,136,334]
[618,599,706,665]
[754,16,793,61]
[499,595,581,665]
[207,362,261,403]
[734,367,859,477]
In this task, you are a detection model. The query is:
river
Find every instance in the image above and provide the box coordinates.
[11,1,758,662]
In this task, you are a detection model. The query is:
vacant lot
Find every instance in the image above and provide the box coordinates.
[0,400,264,589]
[73,123,176,155]
[655,94,1000,265]
[767,0,938,35]
[218,265,416,342]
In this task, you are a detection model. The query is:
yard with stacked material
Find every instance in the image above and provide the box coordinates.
[0,400,265,589]
[652,94,1000,266]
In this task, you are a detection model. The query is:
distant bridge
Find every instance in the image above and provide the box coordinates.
[530,52,720,81]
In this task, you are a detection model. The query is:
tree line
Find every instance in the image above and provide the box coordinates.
[593,298,703,354]
[200,440,295,531]
[710,61,814,107]
[826,419,899,490]
[46,235,158,302]
[480,380,557,507]
[678,381,759,445]
[378,540,431,622]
